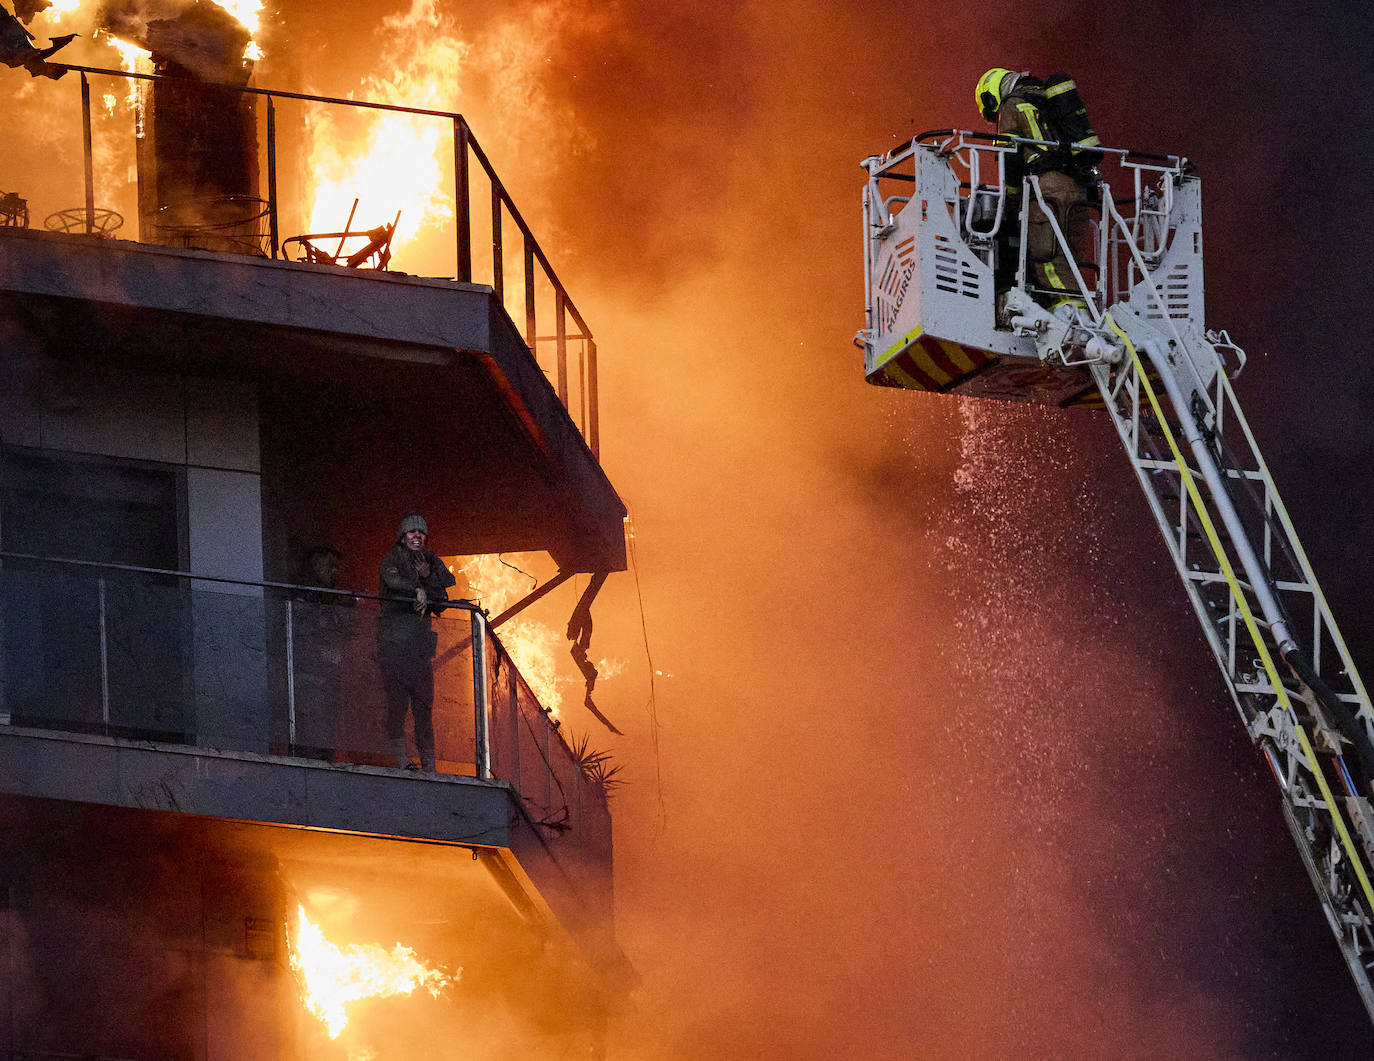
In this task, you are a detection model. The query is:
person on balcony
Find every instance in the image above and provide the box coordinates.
[976,67,1101,316]
[291,545,353,760]
[378,513,455,772]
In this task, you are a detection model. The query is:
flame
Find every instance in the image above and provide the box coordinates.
[462,554,565,716]
[210,0,261,35]
[304,0,468,263]
[43,0,82,20]
[209,0,265,60]
[288,905,454,1040]
[298,0,596,288]
[94,30,150,111]
[41,0,262,64]
[104,32,150,70]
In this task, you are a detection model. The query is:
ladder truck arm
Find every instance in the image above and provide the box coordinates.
[858,130,1374,1021]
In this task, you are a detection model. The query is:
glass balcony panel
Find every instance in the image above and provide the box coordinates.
[1,564,104,732]
[0,560,481,775]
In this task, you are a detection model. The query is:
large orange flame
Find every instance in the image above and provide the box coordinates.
[304,0,466,264]
[288,905,455,1040]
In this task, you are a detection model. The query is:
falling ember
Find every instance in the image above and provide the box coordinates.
[288,905,454,1040]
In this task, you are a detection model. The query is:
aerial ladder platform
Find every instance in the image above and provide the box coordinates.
[857,129,1374,1021]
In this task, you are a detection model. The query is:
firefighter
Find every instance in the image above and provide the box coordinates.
[976,67,1100,315]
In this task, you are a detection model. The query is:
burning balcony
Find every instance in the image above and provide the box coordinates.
[0,552,614,913]
[0,28,630,1054]
[0,798,619,1058]
[0,58,621,572]
[0,552,623,1053]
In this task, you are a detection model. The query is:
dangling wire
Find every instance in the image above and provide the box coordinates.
[498,552,538,587]
[626,514,667,834]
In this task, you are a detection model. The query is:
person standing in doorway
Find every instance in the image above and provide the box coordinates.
[378,513,455,771]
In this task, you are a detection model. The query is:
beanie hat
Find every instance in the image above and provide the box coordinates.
[397,512,429,539]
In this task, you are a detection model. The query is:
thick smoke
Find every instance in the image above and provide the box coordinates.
[214,0,1374,1054]
[1,0,1370,1055]
[427,1,1372,1056]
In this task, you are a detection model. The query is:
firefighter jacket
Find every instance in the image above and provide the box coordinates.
[992,80,1099,299]
[998,80,1060,177]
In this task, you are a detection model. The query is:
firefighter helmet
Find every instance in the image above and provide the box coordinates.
[976,67,1019,121]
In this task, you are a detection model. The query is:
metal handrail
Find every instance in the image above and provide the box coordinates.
[875,128,1186,175]
[0,548,476,611]
[50,62,600,458]
[0,549,600,805]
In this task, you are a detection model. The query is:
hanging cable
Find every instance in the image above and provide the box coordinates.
[626,514,667,833]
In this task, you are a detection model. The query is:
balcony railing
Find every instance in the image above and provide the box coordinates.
[21,63,600,459]
[0,552,609,856]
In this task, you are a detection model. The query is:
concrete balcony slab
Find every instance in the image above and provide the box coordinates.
[0,228,625,572]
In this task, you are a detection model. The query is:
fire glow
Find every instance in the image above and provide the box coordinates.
[462,554,565,716]
[288,905,454,1040]
[459,554,628,721]
[40,0,263,60]
[304,0,466,260]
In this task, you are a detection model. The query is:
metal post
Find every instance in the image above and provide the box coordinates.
[471,609,491,779]
[267,96,280,259]
[574,747,582,834]
[555,289,568,405]
[542,706,552,815]
[507,662,519,787]
[285,598,296,748]
[491,184,503,302]
[97,577,109,729]
[578,340,587,439]
[80,72,95,235]
[523,242,536,350]
[453,118,472,283]
[587,337,600,459]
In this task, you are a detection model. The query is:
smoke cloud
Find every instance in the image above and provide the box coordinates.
[2,0,1370,1055]
[417,1,1370,1055]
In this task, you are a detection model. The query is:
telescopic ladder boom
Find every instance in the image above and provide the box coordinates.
[858,130,1374,1021]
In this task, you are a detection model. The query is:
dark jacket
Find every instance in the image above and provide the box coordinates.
[377,543,456,653]
[999,77,1100,180]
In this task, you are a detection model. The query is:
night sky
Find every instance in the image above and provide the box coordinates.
[7,0,1374,1055]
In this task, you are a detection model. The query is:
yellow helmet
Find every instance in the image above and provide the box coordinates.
[976,67,1017,121]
